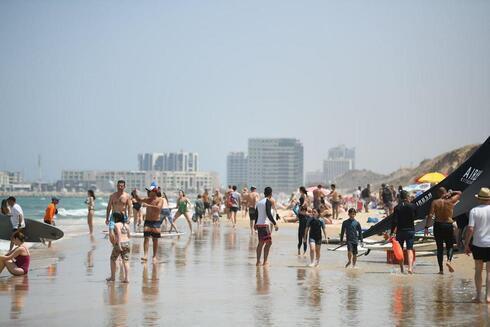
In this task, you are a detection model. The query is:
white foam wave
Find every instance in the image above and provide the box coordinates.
[57,208,105,217]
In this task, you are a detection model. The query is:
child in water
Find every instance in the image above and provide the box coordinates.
[304,209,327,267]
[107,214,131,283]
[211,204,220,225]
[341,208,363,268]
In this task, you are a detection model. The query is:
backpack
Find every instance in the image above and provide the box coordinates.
[382,187,393,202]
[227,193,239,207]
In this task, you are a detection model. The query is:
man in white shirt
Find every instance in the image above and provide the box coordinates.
[7,196,25,251]
[253,187,278,266]
[465,187,490,303]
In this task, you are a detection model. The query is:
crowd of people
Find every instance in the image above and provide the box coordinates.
[1,182,489,304]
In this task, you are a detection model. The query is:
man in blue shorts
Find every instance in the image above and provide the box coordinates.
[391,190,417,274]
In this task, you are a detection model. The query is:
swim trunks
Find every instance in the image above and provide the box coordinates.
[144,220,162,238]
[110,241,131,261]
[471,244,490,262]
[230,207,239,213]
[309,237,322,245]
[249,207,257,221]
[347,242,358,255]
[256,225,272,243]
[109,212,128,230]
[396,229,415,250]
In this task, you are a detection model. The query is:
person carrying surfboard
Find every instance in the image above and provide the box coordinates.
[341,208,363,268]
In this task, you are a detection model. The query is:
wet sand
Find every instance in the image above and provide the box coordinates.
[1,213,489,326]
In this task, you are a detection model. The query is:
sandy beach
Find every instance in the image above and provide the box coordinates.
[0,210,488,326]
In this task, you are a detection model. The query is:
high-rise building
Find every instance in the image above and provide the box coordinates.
[248,138,303,193]
[327,145,356,169]
[322,145,356,183]
[306,170,325,186]
[227,152,248,190]
[138,152,199,172]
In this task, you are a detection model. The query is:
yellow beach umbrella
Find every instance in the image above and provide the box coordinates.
[416,172,446,184]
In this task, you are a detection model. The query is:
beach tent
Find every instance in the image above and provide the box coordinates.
[416,172,446,184]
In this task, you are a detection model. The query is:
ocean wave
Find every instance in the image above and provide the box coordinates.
[57,208,105,217]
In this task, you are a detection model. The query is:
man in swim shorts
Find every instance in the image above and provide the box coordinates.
[253,187,278,266]
[133,184,163,262]
[247,186,260,234]
[106,180,132,233]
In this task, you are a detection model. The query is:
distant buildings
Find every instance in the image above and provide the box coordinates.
[0,171,29,191]
[226,152,248,190]
[138,152,199,172]
[60,170,219,193]
[305,145,356,186]
[247,138,303,193]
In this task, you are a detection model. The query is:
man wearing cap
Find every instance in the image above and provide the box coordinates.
[44,197,59,248]
[247,186,260,234]
[465,187,490,303]
[133,184,164,262]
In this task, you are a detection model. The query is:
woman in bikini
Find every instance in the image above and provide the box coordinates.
[85,190,96,234]
[173,190,193,234]
[0,230,30,276]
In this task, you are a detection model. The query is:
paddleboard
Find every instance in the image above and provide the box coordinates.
[0,214,64,242]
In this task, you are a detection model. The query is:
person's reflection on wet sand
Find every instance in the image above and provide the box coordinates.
[253,267,272,326]
[86,245,95,275]
[307,269,322,308]
[296,268,306,283]
[224,229,237,250]
[142,263,160,325]
[174,236,191,270]
[211,224,220,251]
[433,277,455,322]
[106,282,129,327]
[391,285,414,325]
[1,276,29,320]
[256,266,270,295]
[248,234,257,254]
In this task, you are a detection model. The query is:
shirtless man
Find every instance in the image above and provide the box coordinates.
[329,184,342,220]
[106,180,132,235]
[425,187,462,274]
[313,185,324,211]
[133,185,164,263]
[241,188,249,219]
[247,186,260,234]
[212,189,222,214]
[202,189,211,218]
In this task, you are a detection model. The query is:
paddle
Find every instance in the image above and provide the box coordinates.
[356,249,371,257]
[327,243,346,251]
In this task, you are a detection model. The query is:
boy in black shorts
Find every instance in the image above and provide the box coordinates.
[341,208,363,268]
[304,209,327,267]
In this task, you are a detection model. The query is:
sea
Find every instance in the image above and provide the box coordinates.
[0,196,109,251]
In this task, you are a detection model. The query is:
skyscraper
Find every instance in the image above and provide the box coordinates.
[227,152,248,190]
[323,145,356,182]
[248,138,303,193]
[138,152,199,172]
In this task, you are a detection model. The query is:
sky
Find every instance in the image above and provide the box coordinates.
[0,0,489,183]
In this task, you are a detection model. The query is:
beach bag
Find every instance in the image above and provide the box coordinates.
[292,203,300,216]
[390,237,404,262]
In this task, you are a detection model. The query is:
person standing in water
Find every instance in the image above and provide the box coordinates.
[173,190,193,234]
[304,209,327,267]
[341,208,363,268]
[0,230,30,276]
[247,186,260,234]
[133,185,163,262]
[131,190,143,232]
[106,180,132,233]
[425,187,462,274]
[160,190,177,233]
[229,185,241,229]
[43,197,59,248]
[297,186,310,256]
[391,190,417,274]
[253,187,278,266]
[106,213,131,283]
[202,189,211,218]
[85,190,96,235]
[464,187,490,303]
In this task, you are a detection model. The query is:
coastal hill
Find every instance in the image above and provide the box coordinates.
[335,143,480,192]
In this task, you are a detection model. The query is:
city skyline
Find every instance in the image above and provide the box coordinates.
[1,1,489,182]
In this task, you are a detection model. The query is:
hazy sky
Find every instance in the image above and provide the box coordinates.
[1,1,489,182]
